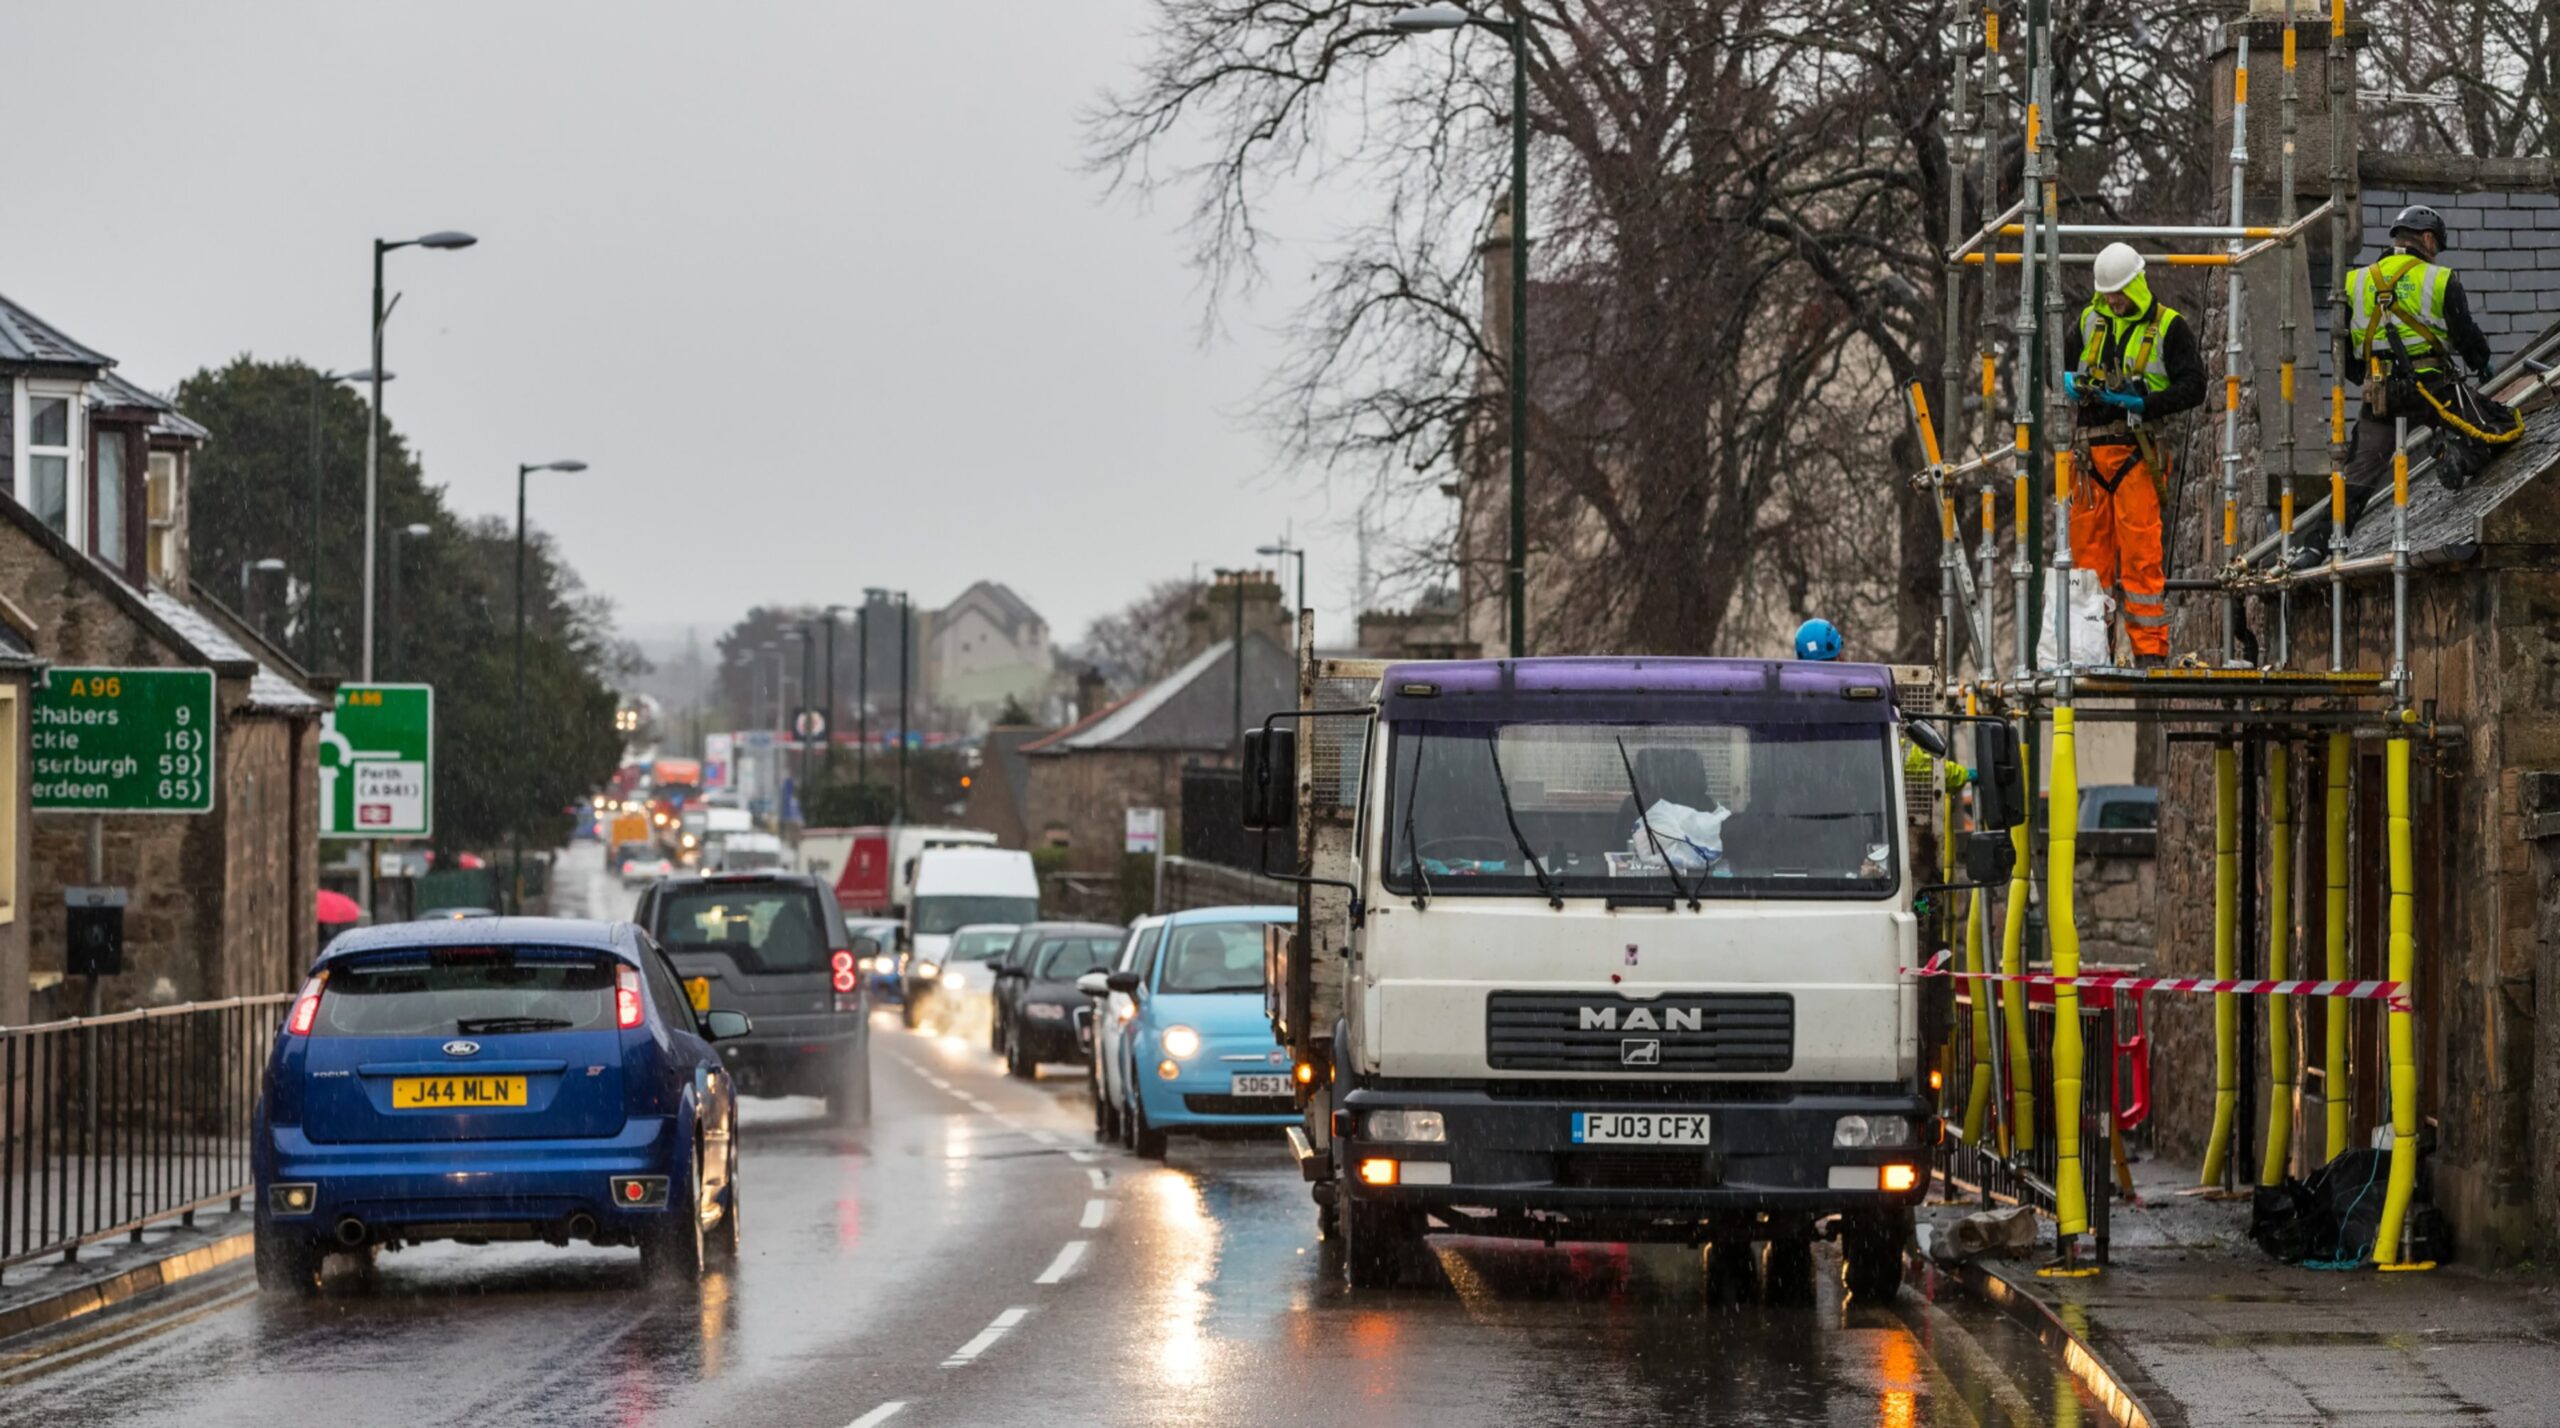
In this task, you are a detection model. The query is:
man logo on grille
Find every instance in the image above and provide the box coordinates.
[1621,1039,1661,1066]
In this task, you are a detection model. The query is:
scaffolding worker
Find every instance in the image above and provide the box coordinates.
[2343,206,2495,497]
[2061,243,2205,668]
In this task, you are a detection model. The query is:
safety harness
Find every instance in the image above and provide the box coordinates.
[2356,253,2524,446]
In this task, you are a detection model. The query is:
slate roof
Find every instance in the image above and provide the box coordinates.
[144,589,324,713]
[2340,387,2560,566]
[2357,186,2560,366]
[1027,634,1295,755]
[91,369,211,443]
[0,291,112,372]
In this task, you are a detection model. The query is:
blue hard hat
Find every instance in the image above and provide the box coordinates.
[1794,618,1843,661]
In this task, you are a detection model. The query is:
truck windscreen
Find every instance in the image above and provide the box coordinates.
[1381,719,1897,900]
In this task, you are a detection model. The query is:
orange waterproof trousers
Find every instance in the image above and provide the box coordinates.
[2073,439,2169,658]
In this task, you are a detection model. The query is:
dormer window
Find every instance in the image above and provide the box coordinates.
[25,393,73,536]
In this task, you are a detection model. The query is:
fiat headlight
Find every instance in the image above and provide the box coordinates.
[1160,1025,1202,1059]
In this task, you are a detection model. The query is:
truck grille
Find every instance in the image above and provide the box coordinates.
[1484,992,1793,1073]
[1555,1152,1718,1191]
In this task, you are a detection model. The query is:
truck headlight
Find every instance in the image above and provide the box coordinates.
[1160,1025,1201,1059]
[1833,1114,1913,1149]
[1365,1109,1446,1143]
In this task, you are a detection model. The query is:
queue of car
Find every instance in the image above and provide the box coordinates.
[249,820,1296,1301]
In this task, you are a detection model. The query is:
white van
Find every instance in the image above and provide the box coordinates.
[905,847,1039,967]
[710,830,787,873]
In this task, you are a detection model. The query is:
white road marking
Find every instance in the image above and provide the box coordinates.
[846,1403,908,1428]
[963,1097,996,1114]
[1034,1240,1089,1284]
[943,1307,1031,1366]
[1086,1168,1109,1190]
[1067,1149,1097,1164]
[1080,1199,1107,1230]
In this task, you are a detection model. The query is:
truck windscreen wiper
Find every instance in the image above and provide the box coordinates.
[1615,738,1703,911]
[1482,738,1563,910]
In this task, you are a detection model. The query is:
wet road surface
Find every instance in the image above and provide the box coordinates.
[0,848,2123,1427]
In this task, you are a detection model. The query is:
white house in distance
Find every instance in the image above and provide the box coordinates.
[927,580,1052,729]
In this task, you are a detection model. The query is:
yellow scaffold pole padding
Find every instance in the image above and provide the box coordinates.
[2201,745,2241,1186]
[2375,735,2432,1268]
[2048,707,2088,1237]
[1910,382,1946,469]
[2324,732,2351,1163]
[2262,742,2295,1187]
[1963,883,1995,1143]
[2001,815,2036,1153]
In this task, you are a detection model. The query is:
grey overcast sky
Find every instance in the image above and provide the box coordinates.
[0,0,1380,648]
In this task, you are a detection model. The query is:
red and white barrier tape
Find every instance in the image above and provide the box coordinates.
[1905,950,2410,1011]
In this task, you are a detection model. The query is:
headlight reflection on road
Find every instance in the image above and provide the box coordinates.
[1146,1172,1217,1388]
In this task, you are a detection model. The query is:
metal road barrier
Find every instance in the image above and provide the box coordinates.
[1937,986,2118,1266]
[0,994,291,1283]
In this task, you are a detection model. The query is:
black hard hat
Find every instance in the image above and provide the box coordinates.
[2389,204,2451,249]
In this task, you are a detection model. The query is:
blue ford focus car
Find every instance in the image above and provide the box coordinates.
[1090,906,1297,1159]
[252,918,749,1294]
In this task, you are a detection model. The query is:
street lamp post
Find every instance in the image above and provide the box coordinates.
[362,229,475,683]
[308,367,387,669]
[1390,4,1528,657]
[788,626,814,821]
[512,460,587,913]
[823,604,850,787]
[1257,541,1307,643]
[386,523,431,679]
[895,593,913,823]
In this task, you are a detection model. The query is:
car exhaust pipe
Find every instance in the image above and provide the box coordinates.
[334,1216,369,1247]
[566,1212,598,1242]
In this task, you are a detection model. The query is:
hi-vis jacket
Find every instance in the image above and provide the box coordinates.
[2346,248,2493,379]
[2072,274,2205,430]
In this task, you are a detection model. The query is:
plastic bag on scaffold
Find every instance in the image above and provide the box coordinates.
[2037,568,2115,672]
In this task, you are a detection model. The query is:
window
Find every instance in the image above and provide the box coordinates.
[25,395,72,536]
[1157,922,1267,993]
[1124,925,1162,976]
[946,926,1019,962]
[651,885,831,972]
[639,942,692,1025]
[146,451,178,586]
[313,948,619,1036]
[1382,718,1897,901]
[912,894,1040,936]
[1031,936,1121,980]
[91,425,126,570]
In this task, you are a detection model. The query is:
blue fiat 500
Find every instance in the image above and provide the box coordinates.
[1095,906,1297,1158]
[252,918,748,1293]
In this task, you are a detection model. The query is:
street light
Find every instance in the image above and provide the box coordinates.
[362,229,477,684]
[308,367,388,669]
[859,588,887,788]
[386,523,431,679]
[1257,541,1307,645]
[239,557,286,636]
[1390,3,1529,657]
[512,458,586,913]
[823,603,851,786]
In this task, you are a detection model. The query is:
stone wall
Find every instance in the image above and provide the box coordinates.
[1023,748,1228,878]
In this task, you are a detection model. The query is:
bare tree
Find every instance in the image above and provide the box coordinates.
[1079,577,1209,687]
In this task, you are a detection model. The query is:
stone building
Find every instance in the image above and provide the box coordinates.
[0,289,324,1017]
[1021,597,1294,877]
[927,581,1052,730]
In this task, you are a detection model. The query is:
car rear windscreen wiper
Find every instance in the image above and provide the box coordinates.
[1483,739,1563,910]
[455,1016,577,1034]
[1616,737,1703,911]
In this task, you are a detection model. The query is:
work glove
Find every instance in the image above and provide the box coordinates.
[2099,388,2146,414]
[2477,359,2495,383]
[2061,371,2086,400]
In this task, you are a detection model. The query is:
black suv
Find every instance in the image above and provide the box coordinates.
[990,921,1123,1076]
[635,871,870,1121]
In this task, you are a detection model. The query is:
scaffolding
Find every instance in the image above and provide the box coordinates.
[1908,0,2494,1273]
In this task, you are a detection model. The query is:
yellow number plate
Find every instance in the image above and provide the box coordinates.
[391,1075,527,1109]
[686,977,712,1013]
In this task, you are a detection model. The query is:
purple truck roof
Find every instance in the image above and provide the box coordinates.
[1375,656,1900,723]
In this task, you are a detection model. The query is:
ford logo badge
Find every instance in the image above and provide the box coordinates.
[443,1039,481,1057]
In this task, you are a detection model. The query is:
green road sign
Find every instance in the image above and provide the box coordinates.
[321,683,434,839]
[32,667,218,814]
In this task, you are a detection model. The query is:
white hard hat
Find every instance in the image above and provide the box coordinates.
[2093,242,2146,294]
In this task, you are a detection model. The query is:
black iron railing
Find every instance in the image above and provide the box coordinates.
[1936,986,2117,1264]
[0,995,291,1283]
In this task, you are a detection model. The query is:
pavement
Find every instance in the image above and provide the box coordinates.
[0,842,2138,1427]
[1923,1147,2560,1427]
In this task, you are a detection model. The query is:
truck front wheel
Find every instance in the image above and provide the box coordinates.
[1341,1196,1426,1289]
[1841,1209,1911,1300]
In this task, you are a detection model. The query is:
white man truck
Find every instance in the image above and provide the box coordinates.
[1242,652,2014,1293]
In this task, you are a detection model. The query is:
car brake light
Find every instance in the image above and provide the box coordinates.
[286,973,326,1036]
[829,949,857,995]
[616,965,644,1029]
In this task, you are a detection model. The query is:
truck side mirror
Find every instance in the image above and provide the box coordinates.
[1973,721,2027,831]
[1241,727,1298,832]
